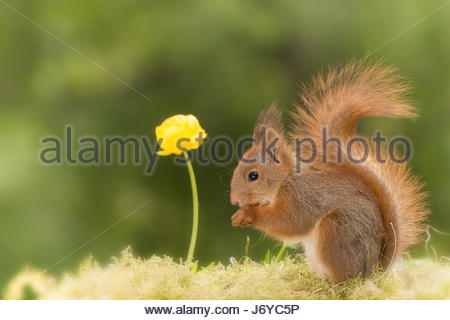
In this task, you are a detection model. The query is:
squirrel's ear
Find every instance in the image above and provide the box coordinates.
[253,103,284,141]
[253,105,291,163]
[259,127,290,163]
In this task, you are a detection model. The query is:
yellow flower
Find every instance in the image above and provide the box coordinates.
[155,114,207,156]
[155,114,206,261]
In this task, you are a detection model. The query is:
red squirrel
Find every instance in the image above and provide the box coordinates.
[230,60,429,283]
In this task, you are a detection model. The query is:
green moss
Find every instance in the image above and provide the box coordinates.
[3,247,450,299]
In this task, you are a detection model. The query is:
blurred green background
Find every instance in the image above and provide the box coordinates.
[0,0,449,291]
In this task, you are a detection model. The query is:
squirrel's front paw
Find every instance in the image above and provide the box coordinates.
[231,209,253,227]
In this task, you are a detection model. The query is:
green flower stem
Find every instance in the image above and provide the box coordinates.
[183,152,198,262]
[274,242,287,263]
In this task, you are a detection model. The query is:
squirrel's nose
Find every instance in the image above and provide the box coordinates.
[230,192,240,207]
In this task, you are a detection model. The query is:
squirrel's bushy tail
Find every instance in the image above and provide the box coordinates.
[290,60,429,268]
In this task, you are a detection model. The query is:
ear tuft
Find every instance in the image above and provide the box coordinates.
[253,103,284,140]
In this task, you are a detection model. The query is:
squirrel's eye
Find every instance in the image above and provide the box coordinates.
[248,171,259,182]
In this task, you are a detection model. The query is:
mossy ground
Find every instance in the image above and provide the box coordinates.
[3,247,450,299]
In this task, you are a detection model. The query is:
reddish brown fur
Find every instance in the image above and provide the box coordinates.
[230,60,429,283]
